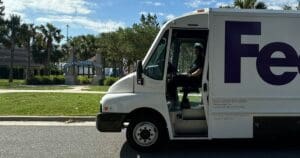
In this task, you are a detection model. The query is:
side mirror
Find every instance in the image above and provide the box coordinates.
[136,60,144,85]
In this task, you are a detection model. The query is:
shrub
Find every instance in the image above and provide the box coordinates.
[104,77,119,86]
[41,76,52,85]
[98,79,104,85]
[52,75,65,84]
[26,75,65,85]
[26,76,42,85]
[78,76,91,85]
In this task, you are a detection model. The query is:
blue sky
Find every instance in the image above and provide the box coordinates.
[3,0,300,40]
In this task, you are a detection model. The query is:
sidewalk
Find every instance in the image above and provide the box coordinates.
[0,89,106,94]
[0,89,201,96]
[0,85,106,94]
[0,116,95,122]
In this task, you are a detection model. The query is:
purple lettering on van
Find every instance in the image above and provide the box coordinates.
[225,21,261,83]
[225,21,299,85]
[257,42,298,85]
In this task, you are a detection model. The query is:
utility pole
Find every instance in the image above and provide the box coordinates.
[65,24,77,84]
[66,24,69,42]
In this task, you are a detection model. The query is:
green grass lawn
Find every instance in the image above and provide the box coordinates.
[0,79,25,87]
[0,79,72,90]
[0,79,110,91]
[0,93,103,116]
[178,95,202,108]
[0,85,72,90]
[188,95,201,102]
[84,85,110,92]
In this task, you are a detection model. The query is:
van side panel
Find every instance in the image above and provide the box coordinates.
[209,11,300,138]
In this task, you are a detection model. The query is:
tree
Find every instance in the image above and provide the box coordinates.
[0,0,5,41]
[19,23,36,80]
[234,0,267,9]
[31,32,47,65]
[255,1,267,9]
[98,30,125,76]
[283,4,292,10]
[2,15,21,83]
[283,1,300,10]
[60,43,70,61]
[38,23,64,75]
[70,35,97,60]
[94,14,160,77]
[124,14,160,71]
[0,0,4,16]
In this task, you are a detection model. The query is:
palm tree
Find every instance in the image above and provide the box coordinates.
[0,0,5,39]
[234,0,267,9]
[0,0,4,16]
[20,23,36,80]
[255,1,267,9]
[69,35,97,61]
[38,23,64,75]
[2,15,21,83]
[282,0,300,10]
[283,5,292,10]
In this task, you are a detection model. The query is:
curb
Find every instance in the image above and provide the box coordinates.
[0,116,96,122]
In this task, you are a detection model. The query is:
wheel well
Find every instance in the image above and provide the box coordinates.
[125,108,167,127]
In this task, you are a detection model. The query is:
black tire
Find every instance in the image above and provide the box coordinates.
[126,116,167,152]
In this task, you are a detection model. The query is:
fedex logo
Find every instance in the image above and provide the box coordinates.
[225,21,299,85]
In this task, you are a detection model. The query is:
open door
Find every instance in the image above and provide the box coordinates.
[166,29,209,137]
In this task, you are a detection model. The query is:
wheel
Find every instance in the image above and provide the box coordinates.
[126,117,167,151]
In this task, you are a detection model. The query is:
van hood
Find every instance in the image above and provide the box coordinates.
[107,73,135,93]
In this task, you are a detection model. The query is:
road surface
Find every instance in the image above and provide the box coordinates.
[0,122,300,158]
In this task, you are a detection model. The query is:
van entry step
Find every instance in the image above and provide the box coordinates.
[174,119,207,135]
[182,108,206,120]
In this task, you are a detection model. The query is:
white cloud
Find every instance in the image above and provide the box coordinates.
[36,15,125,33]
[267,5,283,10]
[139,11,164,16]
[215,2,231,8]
[144,1,164,6]
[139,11,176,21]
[3,0,93,16]
[166,14,176,20]
[263,0,299,10]
[185,0,299,10]
[185,0,216,8]
[2,0,125,33]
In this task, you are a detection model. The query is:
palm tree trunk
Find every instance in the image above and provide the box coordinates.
[102,56,105,79]
[26,41,31,80]
[9,40,15,83]
[112,60,117,77]
[88,65,90,78]
[46,41,51,76]
[127,61,131,74]
[119,62,124,77]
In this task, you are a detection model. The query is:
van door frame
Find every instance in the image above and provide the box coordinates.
[166,27,211,140]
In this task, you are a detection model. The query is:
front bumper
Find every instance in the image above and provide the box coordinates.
[96,113,127,132]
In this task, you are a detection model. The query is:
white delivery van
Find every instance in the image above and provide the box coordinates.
[96,8,300,150]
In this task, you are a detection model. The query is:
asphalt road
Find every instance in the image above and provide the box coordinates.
[1,122,300,158]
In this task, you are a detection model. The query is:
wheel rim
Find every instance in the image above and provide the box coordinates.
[132,121,159,147]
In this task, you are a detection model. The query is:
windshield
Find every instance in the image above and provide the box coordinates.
[143,30,169,80]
